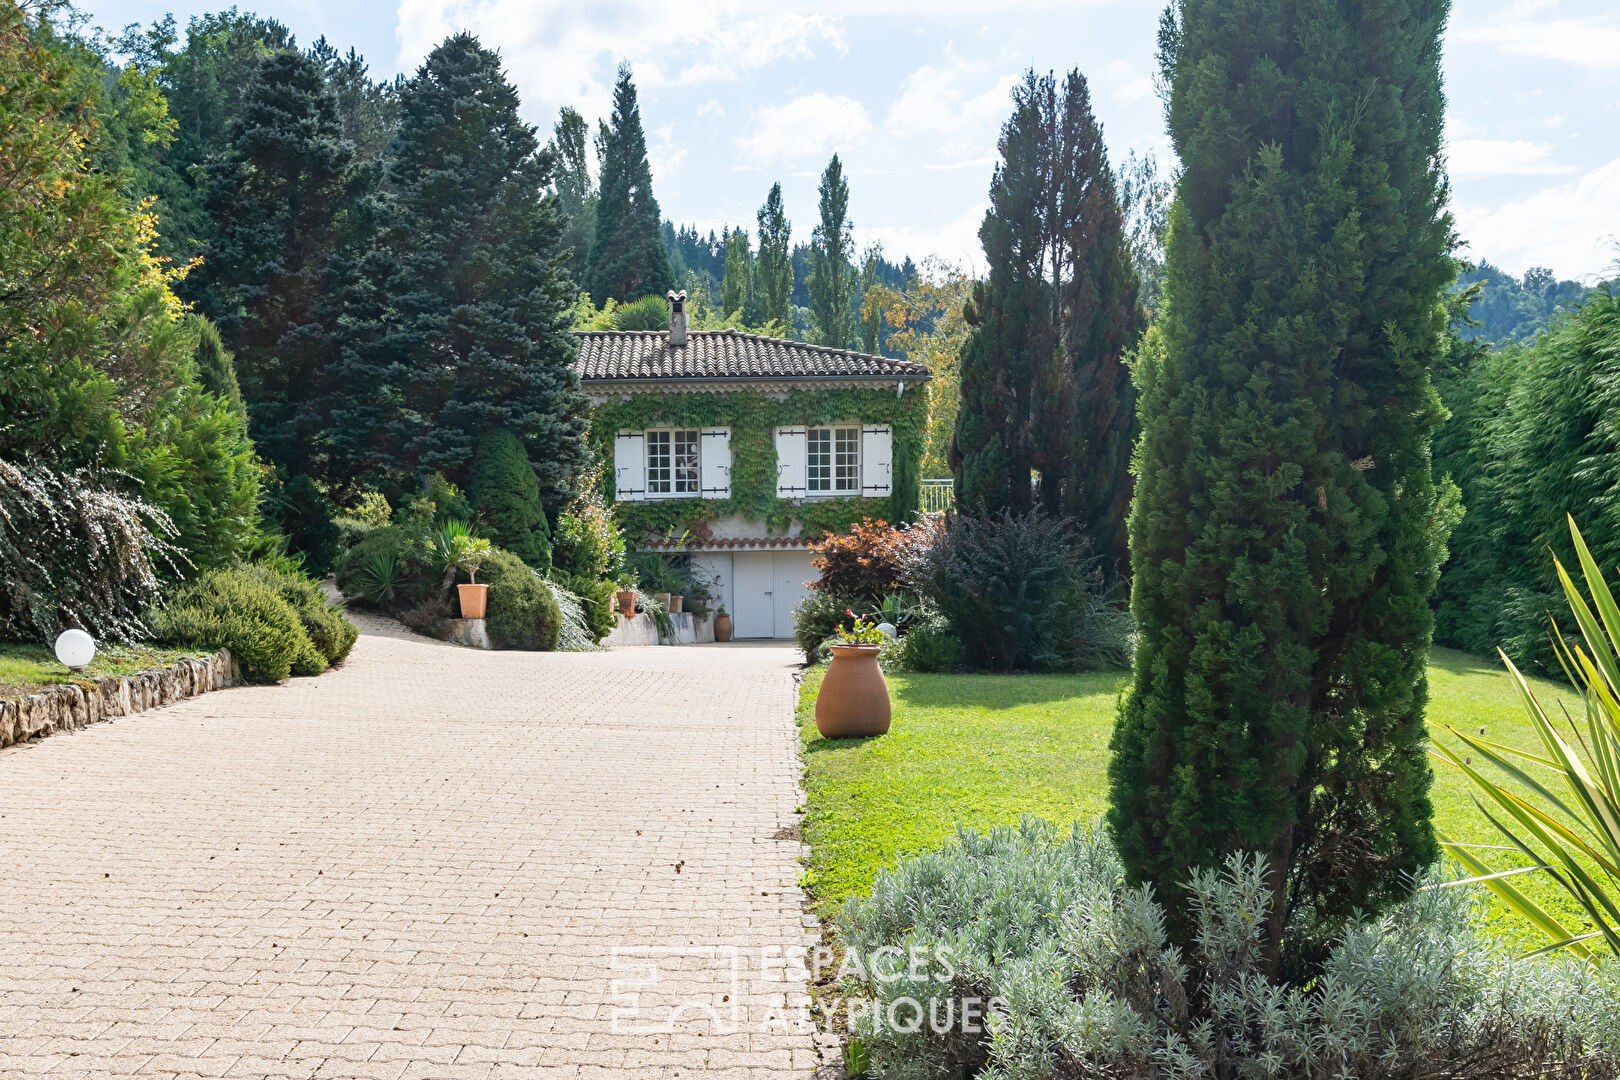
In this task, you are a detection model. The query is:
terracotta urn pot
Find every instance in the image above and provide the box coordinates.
[815,644,891,739]
[457,583,488,620]
[616,589,636,617]
[669,595,684,613]
[654,591,672,609]
[713,612,733,642]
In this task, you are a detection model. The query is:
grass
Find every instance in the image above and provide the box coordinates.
[0,641,203,699]
[797,645,1586,951]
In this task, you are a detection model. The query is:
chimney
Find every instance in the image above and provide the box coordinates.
[667,289,688,347]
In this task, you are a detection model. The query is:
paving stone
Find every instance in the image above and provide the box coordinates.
[0,612,815,1076]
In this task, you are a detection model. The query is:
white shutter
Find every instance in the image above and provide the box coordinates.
[700,428,732,498]
[861,425,893,497]
[775,427,807,497]
[614,432,646,502]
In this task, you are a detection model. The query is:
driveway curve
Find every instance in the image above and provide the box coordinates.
[0,612,818,1079]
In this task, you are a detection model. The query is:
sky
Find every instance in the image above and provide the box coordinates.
[77,0,1620,283]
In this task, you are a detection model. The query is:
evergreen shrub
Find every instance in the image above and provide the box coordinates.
[469,428,551,568]
[839,819,1620,1080]
[896,613,962,673]
[907,509,1079,671]
[482,549,560,650]
[793,589,859,664]
[151,565,354,683]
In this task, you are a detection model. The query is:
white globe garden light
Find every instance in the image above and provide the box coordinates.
[54,629,96,671]
[876,621,897,640]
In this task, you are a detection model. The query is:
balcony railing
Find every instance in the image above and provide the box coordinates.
[920,478,954,515]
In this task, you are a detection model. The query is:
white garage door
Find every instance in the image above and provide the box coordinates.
[731,551,817,640]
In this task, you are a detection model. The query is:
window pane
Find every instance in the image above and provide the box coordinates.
[808,429,831,492]
[646,430,671,493]
[675,430,699,493]
[835,428,860,491]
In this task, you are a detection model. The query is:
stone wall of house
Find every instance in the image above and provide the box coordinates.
[0,650,233,750]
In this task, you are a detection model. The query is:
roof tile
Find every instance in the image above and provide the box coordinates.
[575,329,931,383]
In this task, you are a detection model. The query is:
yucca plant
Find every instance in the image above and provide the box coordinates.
[1432,516,1620,959]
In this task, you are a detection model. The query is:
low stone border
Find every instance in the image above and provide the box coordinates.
[0,650,233,750]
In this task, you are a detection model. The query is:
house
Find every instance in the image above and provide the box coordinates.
[575,292,932,639]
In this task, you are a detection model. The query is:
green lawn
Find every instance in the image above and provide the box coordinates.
[0,642,203,699]
[797,646,1584,950]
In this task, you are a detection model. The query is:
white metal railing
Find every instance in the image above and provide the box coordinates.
[920,478,955,514]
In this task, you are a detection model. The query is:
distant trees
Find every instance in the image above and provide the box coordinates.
[756,183,794,326]
[950,69,1140,565]
[808,154,858,348]
[1455,261,1590,345]
[721,229,753,318]
[1109,0,1454,970]
[587,65,674,304]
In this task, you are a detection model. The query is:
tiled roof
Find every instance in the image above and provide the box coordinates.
[575,329,931,383]
[640,535,814,551]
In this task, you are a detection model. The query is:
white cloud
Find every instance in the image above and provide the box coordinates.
[860,204,987,268]
[1456,7,1620,68]
[885,61,1019,155]
[1455,157,1620,280]
[394,0,845,124]
[739,93,872,166]
[1446,138,1577,179]
[1102,61,1154,103]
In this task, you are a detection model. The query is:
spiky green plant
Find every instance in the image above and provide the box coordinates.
[1434,516,1620,959]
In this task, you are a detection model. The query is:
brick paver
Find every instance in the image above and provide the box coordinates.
[0,613,819,1078]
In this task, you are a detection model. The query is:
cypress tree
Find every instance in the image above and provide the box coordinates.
[756,182,793,327]
[808,155,857,348]
[951,69,1137,529]
[186,48,358,475]
[549,106,597,286]
[469,428,552,568]
[586,65,674,304]
[329,33,590,507]
[1107,0,1453,968]
[721,228,752,318]
[858,243,883,354]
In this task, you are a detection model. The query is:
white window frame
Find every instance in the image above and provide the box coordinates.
[642,428,702,499]
[807,424,862,496]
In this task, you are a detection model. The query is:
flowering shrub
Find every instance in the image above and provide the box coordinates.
[0,460,174,642]
[810,517,940,605]
[838,819,1620,1080]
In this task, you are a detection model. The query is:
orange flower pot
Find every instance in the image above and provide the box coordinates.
[714,613,733,642]
[669,595,684,613]
[616,589,636,617]
[815,644,891,739]
[457,583,488,619]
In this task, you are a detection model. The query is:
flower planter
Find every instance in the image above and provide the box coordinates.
[815,644,891,739]
[669,595,684,613]
[714,613,733,642]
[616,589,636,617]
[457,583,488,620]
[654,592,672,609]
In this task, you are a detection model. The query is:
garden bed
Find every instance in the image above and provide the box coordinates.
[0,642,204,700]
[797,646,1584,951]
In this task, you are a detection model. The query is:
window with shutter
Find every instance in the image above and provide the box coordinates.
[860,426,893,497]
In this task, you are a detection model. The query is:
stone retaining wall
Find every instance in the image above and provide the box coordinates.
[0,650,233,750]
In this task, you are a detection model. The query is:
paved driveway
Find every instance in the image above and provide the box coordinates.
[0,614,819,1078]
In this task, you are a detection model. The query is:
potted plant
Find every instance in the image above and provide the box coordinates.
[669,594,684,613]
[616,584,637,618]
[814,612,891,738]
[713,603,733,642]
[452,535,493,619]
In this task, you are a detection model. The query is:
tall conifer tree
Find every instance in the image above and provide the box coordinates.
[586,65,673,303]
[329,33,589,506]
[548,106,596,286]
[808,155,857,348]
[756,182,793,326]
[1108,0,1454,968]
[186,48,358,475]
[721,229,752,318]
[951,70,1138,536]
